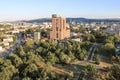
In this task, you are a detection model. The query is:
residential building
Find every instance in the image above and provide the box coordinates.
[50,14,70,40]
[3,42,9,47]
[3,37,13,42]
[34,32,41,40]
[0,46,2,51]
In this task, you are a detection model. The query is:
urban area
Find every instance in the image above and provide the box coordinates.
[0,14,120,80]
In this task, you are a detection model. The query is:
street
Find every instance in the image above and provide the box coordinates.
[0,33,24,58]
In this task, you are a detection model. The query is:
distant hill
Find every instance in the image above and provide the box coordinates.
[24,18,120,23]
[25,18,51,23]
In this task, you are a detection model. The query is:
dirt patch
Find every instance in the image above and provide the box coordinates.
[98,55,112,68]
[36,62,73,75]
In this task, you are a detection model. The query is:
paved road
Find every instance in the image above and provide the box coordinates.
[72,43,104,80]
[86,43,103,61]
[72,64,82,80]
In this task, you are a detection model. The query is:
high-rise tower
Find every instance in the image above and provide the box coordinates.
[50,14,70,40]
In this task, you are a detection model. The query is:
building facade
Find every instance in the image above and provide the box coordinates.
[50,14,70,40]
[34,32,41,40]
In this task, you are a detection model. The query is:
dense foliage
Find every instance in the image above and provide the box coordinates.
[0,40,90,80]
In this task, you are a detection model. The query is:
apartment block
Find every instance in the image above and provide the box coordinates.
[50,14,70,40]
[34,32,41,40]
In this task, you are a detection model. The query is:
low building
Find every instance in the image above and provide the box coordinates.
[3,37,13,42]
[72,38,83,42]
[11,30,20,34]
[3,42,9,47]
[70,32,77,38]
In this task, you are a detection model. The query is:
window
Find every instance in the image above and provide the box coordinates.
[56,33,58,38]
[63,20,65,29]
[56,27,58,31]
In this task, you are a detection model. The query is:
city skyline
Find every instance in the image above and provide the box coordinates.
[0,0,120,21]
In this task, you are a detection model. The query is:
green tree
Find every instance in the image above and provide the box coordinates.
[102,43,115,57]
[24,40,34,51]
[59,52,71,64]
[8,53,23,68]
[25,51,41,64]
[85,64,97,78]
[105,36,114,43]
[76,49,87,60]
[22,77,31,80]
[16,45,26,58]
[46,52,58,64]
[109,64,120,80]
[0,58,18,80]
[22,63,38,78]
[93,55,100,64]
[27,28,34,34]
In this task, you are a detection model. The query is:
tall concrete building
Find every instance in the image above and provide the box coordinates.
[50,14,70,40]
[34,32,41,40]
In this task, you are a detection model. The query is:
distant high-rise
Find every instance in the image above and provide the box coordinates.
[34,32,41,40]
[50,14,70,40]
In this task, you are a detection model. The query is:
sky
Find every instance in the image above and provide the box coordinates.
[0,0,120,21]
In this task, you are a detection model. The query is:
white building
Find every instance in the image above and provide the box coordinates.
[0,46,2,51]
[12,30,20,34]
[70,32,77,37]
[72,38,82,42]
[3,37,13,42]
[3,42,9,47]
[34,32,41,40]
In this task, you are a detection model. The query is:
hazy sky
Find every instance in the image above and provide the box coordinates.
[0,0,120,21]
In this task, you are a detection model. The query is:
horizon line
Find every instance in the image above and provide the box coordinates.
[1,17,120,23]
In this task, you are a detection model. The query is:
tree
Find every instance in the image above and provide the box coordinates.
[24,40,34,51]
[109,64,120,80]
[114,35,120,43]
[25,51,41,64]
[59,52,71,64]
[22,77,31,80]
[22,63,38,78]
[27,28,34,34]
[68,51,76,62]
[7,53,23,68]
[105,36,114,43]
[16,45,26,58]
[93,55,100,64]
[117,56,120,63]
[0,58,18,80]
[85,64,97,78]
[46,52,58,64]
[76,49,87,60]
[13,35,17,43]
[102,43,115,57]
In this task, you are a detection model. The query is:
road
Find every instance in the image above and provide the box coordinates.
[72,64,82,80]
[87,43,103,61]
[0,32,24,58]
[72,43,104,80]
